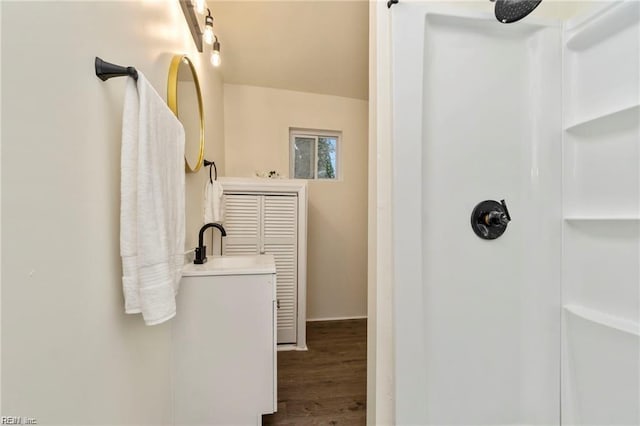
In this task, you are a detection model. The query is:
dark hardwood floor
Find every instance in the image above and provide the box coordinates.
[262,319,367,426]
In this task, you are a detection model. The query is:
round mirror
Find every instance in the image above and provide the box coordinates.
[167,55,204,173]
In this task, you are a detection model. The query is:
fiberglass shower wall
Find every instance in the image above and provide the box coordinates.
[392,1,639,425]
[562,2,639,424]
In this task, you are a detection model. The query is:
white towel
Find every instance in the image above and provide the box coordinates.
[120,72,185,326]
[203,179,224,224]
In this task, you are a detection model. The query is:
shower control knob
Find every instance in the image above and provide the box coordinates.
[471,199,511,240]
[485,210,509,227]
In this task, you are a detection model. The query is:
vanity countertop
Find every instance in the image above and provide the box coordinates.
[182,254,276,277]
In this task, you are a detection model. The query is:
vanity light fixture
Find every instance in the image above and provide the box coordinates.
[211,36,221,67]
[179,0,204,52]
[203,9,215,45]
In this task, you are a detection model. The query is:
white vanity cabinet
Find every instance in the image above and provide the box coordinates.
[220,178,308,350]
[172,255,277,426]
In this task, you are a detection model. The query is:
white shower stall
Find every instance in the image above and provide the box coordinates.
[391,1,639,424]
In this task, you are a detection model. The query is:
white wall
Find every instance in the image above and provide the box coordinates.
[223,84,368,320]
[1,1,224,424]
[0,1,4,415]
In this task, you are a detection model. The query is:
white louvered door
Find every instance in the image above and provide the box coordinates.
[223,193,298,345]
[262,195,298,344]
[222,194,261,255]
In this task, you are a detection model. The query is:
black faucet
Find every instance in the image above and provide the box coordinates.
[194,223,227,264]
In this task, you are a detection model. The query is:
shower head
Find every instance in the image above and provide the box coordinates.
[493,0,542,23]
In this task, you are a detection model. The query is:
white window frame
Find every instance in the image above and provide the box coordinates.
[289,129,341,180]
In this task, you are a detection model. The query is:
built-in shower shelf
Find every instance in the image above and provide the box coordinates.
[565,1,639,51]
[564,104,639,132]
[564,216,640,222]
[564,304,640,337]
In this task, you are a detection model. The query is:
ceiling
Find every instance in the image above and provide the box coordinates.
[208,1,369,100]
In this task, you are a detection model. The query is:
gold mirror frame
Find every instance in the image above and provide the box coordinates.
[167,55,205,173]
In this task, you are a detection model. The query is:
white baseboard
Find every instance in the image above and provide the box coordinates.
[277,344,308,352]
[306,315,367,322]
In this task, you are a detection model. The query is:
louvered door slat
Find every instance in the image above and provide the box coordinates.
[263,195,298,344]
[222,194,261,256]
[265,243,297,339]
[264,196,297,240]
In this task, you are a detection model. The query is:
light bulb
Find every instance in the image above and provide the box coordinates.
[204,26,214,45]
[211,37,221,67]
[211,50,221,67]
[204,9,214,45]
[194,0,205,15]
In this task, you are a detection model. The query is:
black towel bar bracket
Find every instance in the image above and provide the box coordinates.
[95,57,138,81]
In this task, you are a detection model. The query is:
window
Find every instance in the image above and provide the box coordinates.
[290,129,340,180]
